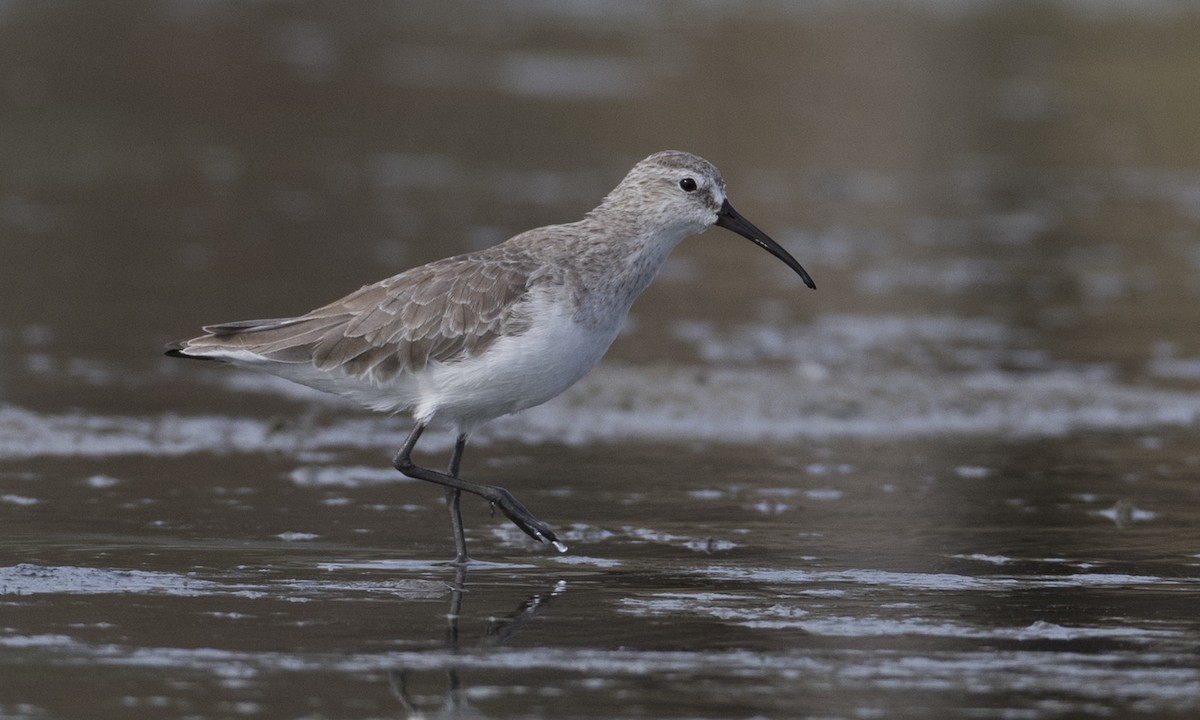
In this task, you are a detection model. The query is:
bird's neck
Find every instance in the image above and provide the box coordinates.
[565,214,691,329]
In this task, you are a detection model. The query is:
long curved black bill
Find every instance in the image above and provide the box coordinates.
[715,199,815,289]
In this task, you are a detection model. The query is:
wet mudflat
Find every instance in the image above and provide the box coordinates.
[4,1,1200,718]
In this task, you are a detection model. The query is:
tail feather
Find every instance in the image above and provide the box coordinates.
[165,316,320,365]
[164,344,225,362]
[202,317,306,336]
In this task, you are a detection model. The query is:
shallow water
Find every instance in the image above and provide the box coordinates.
[3,432,1200,719]
[3,2,1200,718]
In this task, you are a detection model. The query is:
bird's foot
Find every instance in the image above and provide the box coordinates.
[489,490,568,553]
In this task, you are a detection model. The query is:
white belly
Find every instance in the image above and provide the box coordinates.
[412,298,619,432]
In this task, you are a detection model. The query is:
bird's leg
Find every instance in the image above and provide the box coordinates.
[393,423,566,553]
[445,434,469,564]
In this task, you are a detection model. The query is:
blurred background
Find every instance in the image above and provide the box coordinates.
[2,2,1200,719]
[3,0,1197,383]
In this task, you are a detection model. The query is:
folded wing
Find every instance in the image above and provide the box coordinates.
[171,249,543,382]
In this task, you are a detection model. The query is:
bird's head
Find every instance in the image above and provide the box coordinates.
[602,151,815,289]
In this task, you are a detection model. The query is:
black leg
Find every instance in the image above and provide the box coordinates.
[445,434,469,564]
[393,423,566,552]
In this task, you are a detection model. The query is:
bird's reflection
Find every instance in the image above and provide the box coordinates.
[390,565,566,718]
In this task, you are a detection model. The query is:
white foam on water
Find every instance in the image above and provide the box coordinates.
[1094,502,1160,524]
[695,565,1187,592]
[619,526,738,552]
[550,555,622,568]
[0,564,458,601]
[955,553,1012,565]
[287,465,410,488]
[0,564,236,597]
[501,361,1200,446]
[618,592,1183,641]
[85,474,121,488]
[743,616,1182,641]
[1148,355,1200,380]
[559,524,617,543]
[3,632,1198,711]
[6,311,1200,457]
[697,567,1009,592]
[275,532,319,541]
[0,494,39,506]
[315,558,534,573]
[804,489,844,501]
[0,405,443,460]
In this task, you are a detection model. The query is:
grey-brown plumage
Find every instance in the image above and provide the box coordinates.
[167,150,815,561]
[171,243,544,381]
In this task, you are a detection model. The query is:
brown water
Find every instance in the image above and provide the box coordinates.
[3,2,1200,718]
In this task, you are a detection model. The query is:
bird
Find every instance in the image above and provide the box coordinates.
[166,150,815,563]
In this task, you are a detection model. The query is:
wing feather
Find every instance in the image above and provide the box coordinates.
[174,246,545,381]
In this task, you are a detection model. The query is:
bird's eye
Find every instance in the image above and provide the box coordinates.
[679,177,697,192]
